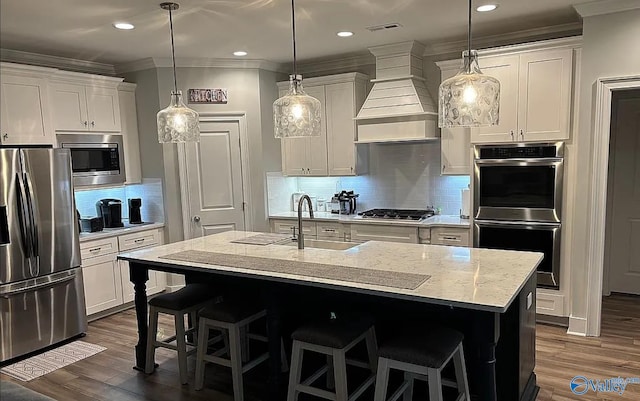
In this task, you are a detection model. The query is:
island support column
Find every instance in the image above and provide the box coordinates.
[129,262,149,372]
[470,311,500,401]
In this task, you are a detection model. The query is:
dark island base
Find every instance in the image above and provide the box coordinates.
[129,263,538,401]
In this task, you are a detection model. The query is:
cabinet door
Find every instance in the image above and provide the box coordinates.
[282,137,309,176]
[82,256,123,316]
[440,68,471,175]
[120,260,165,303]
[517,49,573,141]
[86,86,121,132]
[50,83,88,131]
[430,227,470,247]
[471,55,519,143]
[118,89,142,184]
[350,224,418,243]
[326,82,357,176]
[304,85,328,176]
[271,219,316,237]
[0,74,53,145]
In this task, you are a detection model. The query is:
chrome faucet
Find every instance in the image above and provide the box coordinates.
[297,195,314,249]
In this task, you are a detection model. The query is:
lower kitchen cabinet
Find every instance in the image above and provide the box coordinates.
[350,224,418,244]
[430,227,470,247]
[81,227,165,318]
[271,219,317,237]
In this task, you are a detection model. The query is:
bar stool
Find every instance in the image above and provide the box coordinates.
[373,326,470,401]
[145,284,216,384]
[287,317,378,401]
[194,301,277,400]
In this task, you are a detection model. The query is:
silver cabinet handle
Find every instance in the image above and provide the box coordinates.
[306,168,310,174]
[89,247,101,253]
[350,166,354,173]
[443,165,446,172]
[193,216,201,222]
[510,130,514,140]
[83,121,88,126]
[134,238,145,243]
[91,121,95,127]
[301,168,305,174]
[520,130,524,140]
[2,133,8,140]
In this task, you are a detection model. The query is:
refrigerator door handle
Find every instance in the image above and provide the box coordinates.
[23,172,40,261]
[0,270,77,298]
[15,173,32,259]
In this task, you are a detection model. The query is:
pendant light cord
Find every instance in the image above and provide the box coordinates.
[169,7,178,93]
[467,0,472,72]
[291,0,297,79]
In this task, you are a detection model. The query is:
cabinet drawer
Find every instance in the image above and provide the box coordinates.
[351,224,418,244]
[418,228,431,244]
[316,222,343,238]
[118,229,161,251]
[80,237,118,261]
[271,219,316,236]
[430,227,470,247]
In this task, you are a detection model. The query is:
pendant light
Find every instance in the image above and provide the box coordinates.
[273,0,322,138]
[157,2,200,143]
[438,0,500,128]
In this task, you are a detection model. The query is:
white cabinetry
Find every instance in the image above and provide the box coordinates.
[350,224,418,244]
[271,219,317,237]
[50,71,122,132]
[470,48,574,143]
[278,73,369,177]
[81,228,165,318]
[0,63,54,145]
[118,83,142,184]
[430,227,470,247]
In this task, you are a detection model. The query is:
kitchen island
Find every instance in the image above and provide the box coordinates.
[118,231,542,401]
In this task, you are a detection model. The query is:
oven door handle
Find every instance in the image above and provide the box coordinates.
[474,158,563,165]
[474,220,561,229]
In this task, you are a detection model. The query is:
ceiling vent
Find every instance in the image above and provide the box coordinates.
[366,23,403,32]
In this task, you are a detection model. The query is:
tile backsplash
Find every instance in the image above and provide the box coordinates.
[267,142,470,216]
[74,178,165,223]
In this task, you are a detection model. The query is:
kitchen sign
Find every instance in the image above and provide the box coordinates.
[188,88,228,104]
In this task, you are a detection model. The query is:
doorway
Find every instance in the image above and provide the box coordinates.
[178,114,249,239]
[604,89,640,295]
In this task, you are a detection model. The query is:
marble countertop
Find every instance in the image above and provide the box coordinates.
[269,212,470,228]
[79,222,165,242]
[119,230,541,312]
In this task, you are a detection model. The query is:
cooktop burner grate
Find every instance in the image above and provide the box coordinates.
[358,208,434,221]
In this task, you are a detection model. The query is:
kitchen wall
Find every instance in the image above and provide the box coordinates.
[569,8,640,334]
[267,142,470,215]
[74,179,165,223]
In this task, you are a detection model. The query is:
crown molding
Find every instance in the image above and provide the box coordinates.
[296,52,375,75]
[277,72,370,89]
[574,0,640,17]
[423,22,583,58]
[0,48,116,76]
[114,57,287,74]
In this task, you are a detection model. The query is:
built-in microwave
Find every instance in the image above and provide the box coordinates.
[57,134,125,187]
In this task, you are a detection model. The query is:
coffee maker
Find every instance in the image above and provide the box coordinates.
[128,198,143,224]
[96,199,124,228]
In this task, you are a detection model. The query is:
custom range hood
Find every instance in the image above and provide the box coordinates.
[356,41,439,143]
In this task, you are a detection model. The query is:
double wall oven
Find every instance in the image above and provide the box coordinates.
[473,143,564,288]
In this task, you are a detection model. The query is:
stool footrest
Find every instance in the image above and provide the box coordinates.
[297,384,337,401]
[302,365,329,387]
[348,374,375,401]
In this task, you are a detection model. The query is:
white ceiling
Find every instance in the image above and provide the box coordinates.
[0,0,585,66]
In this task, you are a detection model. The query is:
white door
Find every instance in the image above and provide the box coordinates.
[50,82,88,131]
[607,91,640,295]
[183,120,246,238]
[0,74,53,145]
[326,82,356,176]
[86,86,121,132]
[304,85,328,176]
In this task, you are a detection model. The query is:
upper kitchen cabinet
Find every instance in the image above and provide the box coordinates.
[470,46,575,143]
[50,71,123,132]
[0,63,55,145]
[118,82,142,185]
[278,73,369,177]
[436,66,472,175]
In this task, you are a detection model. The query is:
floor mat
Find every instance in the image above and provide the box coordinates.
[1,341,106,382]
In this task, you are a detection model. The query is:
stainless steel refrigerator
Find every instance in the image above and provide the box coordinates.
[0,147,87,363]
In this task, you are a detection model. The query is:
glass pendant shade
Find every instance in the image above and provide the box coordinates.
[438,50,500,128]
[157,91,200,143]
[273,75,322,138]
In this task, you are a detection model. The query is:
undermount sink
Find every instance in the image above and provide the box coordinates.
[276,238,359,251]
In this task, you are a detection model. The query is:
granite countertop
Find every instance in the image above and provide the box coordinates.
[79,222,165,242]
[119,230,541,312]
[269,212,471,228]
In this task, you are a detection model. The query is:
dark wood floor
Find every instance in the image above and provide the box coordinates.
[2,295,639,401]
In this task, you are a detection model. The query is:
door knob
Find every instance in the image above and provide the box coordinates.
[193,216,201,222]
[2,133,8,140]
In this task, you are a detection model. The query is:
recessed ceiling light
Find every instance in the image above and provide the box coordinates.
[113,22,135,30]
[233,51,248,57]
[337,31,354,37]
[476,4,498,12]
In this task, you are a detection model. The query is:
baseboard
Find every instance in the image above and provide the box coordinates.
[567,315,588,336]
[536,314,569,327]
[165,284,185,293]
